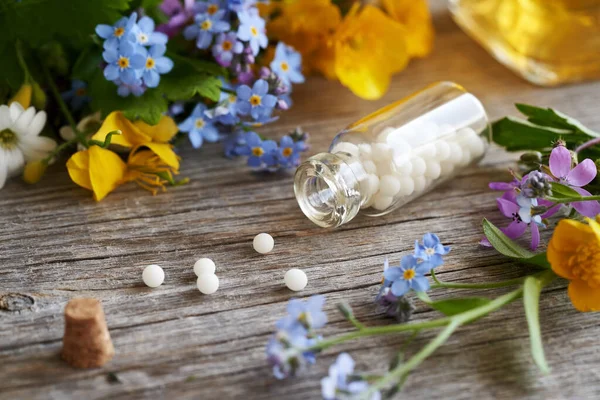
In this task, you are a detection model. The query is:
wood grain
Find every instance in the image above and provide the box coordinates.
[2,2,600,399]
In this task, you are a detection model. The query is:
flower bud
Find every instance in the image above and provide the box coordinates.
[9,83,32,108]
[23,160,48,184]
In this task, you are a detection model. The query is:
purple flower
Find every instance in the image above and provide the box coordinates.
[270,42,304,86]
[321,353,381,400]
[236,79,277,122]
[157,0,196,37]
[383,255,435,297]
[113,78,145,97]
[237,131,278,168]
[102,41,146,85]
[212,32,243,67]
[184,10,230,49]
[96,13,137,50]
[549,144,600,217]
[236,9,267,56]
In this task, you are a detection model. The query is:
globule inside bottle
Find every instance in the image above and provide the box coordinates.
[294,82,491,228]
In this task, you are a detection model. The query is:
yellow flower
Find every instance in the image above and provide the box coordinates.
[23,160,48,184]
[67,145,127,201]
[381,0,434,58]
[9,83,32,108]
[333,4,409,100]
[91,112,180,170]
[265,0,341,77]
[125,150,183,195]
[547,217,600,312]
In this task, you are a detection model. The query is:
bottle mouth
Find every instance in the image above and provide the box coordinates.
[293,153,362,228]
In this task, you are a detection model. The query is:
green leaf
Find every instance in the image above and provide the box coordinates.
[159,54,224,102]
[523,275,550,374]
[429,297,492,317]
[492,117,575,151]
[516,104,600,138]
[0,0,132,49]
[72,48,103,81]
[482,219,551,268]
[89,72,168,125]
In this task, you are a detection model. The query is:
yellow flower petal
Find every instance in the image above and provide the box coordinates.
[9,84,32,108]
[333,4,408,100]
[92,112,150,148]
[568,279,600,312]
[137,143,180,170]
[381,0,434,58]
[88,146,127,201]
[67,149,93,191]
[133,115,179,143]
[23,160,47,184]
[548,219,595,279]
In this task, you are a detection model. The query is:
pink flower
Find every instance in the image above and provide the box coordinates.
[549,145,600,217]
[157,0,196,37]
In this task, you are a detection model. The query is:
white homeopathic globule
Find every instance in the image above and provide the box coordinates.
[197,273,219,294]
[253,233,274,254]
[194,258,216,276]
[142,264,165,288]
[284,268,308,291]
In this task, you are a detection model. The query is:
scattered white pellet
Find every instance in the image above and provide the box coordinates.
[253,233,274,254]
[410,157,427,177]
[197,274,219,294]
[425,160,441,180]
[398,176,415,196]
[284,268,308,291]
[372,194,394,210]
[379,175,401,197]
[194,258,216,276]
[142,265,165,288]
[331,142,359,157]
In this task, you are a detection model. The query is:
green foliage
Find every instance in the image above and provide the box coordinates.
[72,48,104,82]
[482,219,551,269]
[429,297,492,317]
[546,182,583,202]
[160,54,224,102]
[523,273,553,374]
[515,103,599,138]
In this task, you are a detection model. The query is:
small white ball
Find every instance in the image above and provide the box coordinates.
[253,233,274,254]
[363,160,377,174]
[413,176,427,192]
[434,141,451,161]
[394,159,412,176]
[440,160,455,176]
[376,127,395,143]
[331,142,359,157]
[468,135,486,158]
[194,258,216,276]
[375,160,395,176]
[372,143,393,160]
[142,265,165,288]
[284,268,308,291]
[410,157,427,177]
[425,160,441,179]
[358,143,373,160]
[197,273,219,294]
[363,174,380,196]
[448,142,463,164]
[398,176,415,196]
[372,194,394,210]
[379,175,401,197]
[460,149,472,166]
[418,143,437,159]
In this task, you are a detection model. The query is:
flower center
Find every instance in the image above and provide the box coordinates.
[118,56,130,68]
[425,248,435,256]
[252,147,264,157]
[228,94,236,103]
[207,4,219,14]
[403,269,416,280]
[0,129,17,149]
[250,26,258,37]
[282,147,293,157]
[114,27,125,37]
[222,40,232,51]
[201,20,212,31]
[145,57,155,69]
[280,61,289,72]
[249,94,262,107]
[138,33,148,43]
[75,87,87,96]
[569,243,600,288]
[195,118,205,129]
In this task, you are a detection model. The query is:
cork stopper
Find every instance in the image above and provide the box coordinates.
[61,298,114,368]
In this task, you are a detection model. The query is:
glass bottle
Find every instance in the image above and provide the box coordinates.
[294,81,490,228]
[449,0,600,86]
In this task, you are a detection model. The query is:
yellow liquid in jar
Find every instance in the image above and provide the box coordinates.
[449,0,600,85]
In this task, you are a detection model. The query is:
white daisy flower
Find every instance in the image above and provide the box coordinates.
[0,102,56,189]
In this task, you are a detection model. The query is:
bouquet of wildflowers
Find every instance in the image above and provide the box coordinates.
[264,105,600,398]
[0,0,309,199]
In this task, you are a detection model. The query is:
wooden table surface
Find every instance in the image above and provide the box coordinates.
[2,2,600,400]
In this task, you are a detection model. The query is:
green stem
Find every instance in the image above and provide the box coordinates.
[40,63,87,147]
[430,270,525,290]
[42,137,78,163]
[552,194,600,203]
[15,41,31,82]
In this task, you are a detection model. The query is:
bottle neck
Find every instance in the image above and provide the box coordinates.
[294,152,365,228]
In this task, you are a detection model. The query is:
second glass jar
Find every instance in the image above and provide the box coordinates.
[294,81,491,228]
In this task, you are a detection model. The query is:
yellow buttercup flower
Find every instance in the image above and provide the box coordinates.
[333,4,409,100]
[381,0,434,58]
[91,112,180,170]
[547,217,600,312]
[125,150,182,195]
